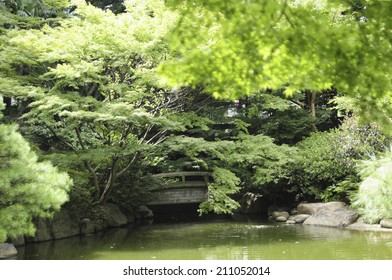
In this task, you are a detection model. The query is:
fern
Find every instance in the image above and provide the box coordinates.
[352,148,392,224]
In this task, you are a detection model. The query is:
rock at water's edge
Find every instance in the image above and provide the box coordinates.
[0,243,17,259]
[80,218,95,235]
[11,235,25,246]
[102,203,128,227]
[26,217,52,243]
[276,216,288,222]
[272,211,289,219]
[380,219,392,229]
[294,214,311,224]
[51,209,80,239]
[297,202,345,215]
[303,204,358,228]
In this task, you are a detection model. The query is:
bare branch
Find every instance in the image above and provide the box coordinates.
[146,129,167,145]
[152,135,168,147]
[138,124,154,145]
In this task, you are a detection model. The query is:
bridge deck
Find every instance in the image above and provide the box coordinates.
[148,172,212,205]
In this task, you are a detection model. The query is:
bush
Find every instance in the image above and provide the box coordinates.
[289,131,351,201]
[289,117,388,202]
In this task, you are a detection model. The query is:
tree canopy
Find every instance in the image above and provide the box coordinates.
[0,0,391,230]
[160,0,391,126]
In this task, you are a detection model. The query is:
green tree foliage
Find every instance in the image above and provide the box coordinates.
[1,0,184,205]
[0,96,71,243]
[2,0,388,219]
[160,0,392,127]
[158,132,296,213]
[158,136,240,214]
[237,90,340,145]
[290,131,350,201]
[199,167,240,215]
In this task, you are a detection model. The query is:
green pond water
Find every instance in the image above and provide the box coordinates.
[17,218,392,260]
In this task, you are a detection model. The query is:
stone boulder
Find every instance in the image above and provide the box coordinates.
[26,217,53,242]
[272,211,289,222]
[380,219,392,229]
[272,211,289,219]
[293,214,311,224]
[276,216,288,222]
[297,202,345,215]
[80,218,95,235]
[51,209,80,239]
[11,235,25,246]
[303,203,358,228]
[0,243,17,259]
[135,206,154,220]
[102,203,128,227]
[26,209,81,243]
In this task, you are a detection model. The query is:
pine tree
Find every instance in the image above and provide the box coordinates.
[0,96,71,243]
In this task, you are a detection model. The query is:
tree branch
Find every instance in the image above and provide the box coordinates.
[75,126,86,150]
[98,157,119,203]
[290,99,305,108]
[145,129,167,145]
[45,124,75,151]
[116,152,139,177]
[83,159,101,201]
[75,125,102,200]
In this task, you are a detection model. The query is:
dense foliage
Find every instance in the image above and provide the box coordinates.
[1,0,183,207]
[161,0,391,127]
[1,0,391,240]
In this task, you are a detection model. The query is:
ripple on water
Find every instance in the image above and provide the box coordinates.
[17,220,392,260]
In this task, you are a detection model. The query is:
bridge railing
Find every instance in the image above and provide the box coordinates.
[151,172,212,190]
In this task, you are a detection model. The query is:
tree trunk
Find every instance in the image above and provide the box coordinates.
[309,91,318,131]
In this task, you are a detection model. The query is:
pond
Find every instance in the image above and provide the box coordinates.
[16,217,392,260]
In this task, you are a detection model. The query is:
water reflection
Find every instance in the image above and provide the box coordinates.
[17,219,392,260]
[301,225,353,240]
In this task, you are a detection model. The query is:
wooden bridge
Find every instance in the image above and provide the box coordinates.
[147,172,212,206]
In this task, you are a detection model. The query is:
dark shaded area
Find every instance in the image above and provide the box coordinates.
[87,0,126,14]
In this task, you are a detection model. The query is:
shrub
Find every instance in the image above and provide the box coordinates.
[288,117,388,202]
[289,131,351,201]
